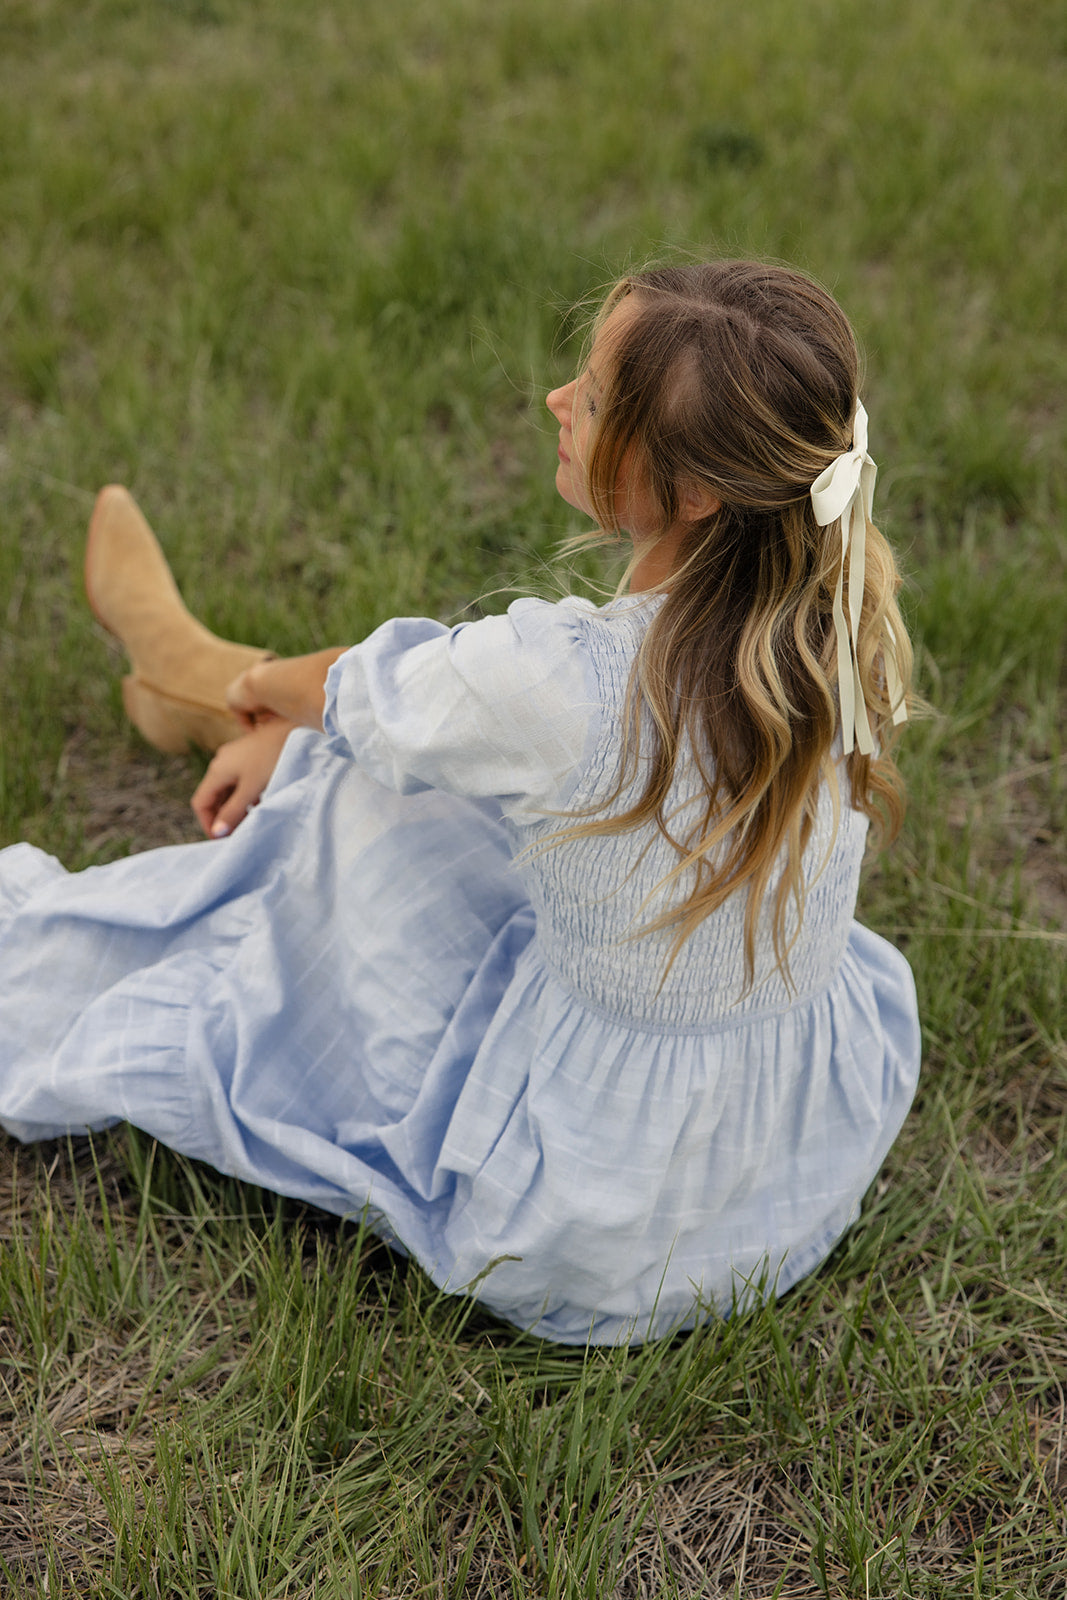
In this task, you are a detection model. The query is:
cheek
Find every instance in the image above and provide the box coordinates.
[613,452,661,536]
[556,455,593,515]
[571,409,593,459]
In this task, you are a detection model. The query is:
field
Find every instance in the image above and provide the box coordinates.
[1,0,1065,1594]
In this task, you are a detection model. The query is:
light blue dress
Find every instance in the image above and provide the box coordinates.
[0,595,920,1344]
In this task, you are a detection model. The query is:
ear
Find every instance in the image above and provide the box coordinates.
[680,481,721,521]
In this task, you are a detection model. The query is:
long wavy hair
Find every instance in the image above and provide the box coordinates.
[558,260,913,987]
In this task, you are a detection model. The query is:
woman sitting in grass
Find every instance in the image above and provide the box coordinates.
[0,260,920,1344]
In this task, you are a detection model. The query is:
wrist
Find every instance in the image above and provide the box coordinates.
[304,647,348,731]
[276,648,347,730]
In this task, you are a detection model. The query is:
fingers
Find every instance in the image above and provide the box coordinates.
[212,776,262,838]
[191,750,260,838]
[191,767,238,838]
[225,666,265,729]
[225,649,348,731]
[226,662,300,731]
[190,721,294,838]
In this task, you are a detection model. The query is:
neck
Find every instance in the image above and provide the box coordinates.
[628,525,686,591]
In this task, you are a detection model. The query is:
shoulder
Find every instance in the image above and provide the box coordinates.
[496,591,661,685]
[459,594,603,677]
[392,591,656,702]
[323,596,634,812]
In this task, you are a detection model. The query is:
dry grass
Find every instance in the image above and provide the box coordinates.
[3,1093,1067,1596]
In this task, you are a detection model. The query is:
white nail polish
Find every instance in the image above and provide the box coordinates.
[212,820,232,839]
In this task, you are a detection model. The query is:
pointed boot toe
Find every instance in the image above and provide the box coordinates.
[85,485,184,643]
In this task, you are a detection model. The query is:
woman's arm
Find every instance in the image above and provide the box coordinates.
[226,647,349,732]
[192,647,348,837]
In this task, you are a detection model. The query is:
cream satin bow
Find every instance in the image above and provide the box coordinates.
[810,402,906,755]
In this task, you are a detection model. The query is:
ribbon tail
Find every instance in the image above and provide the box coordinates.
[811,411,885,758]
[852,661,874,755]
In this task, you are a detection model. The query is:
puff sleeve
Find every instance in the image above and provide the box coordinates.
[321,597,603,820]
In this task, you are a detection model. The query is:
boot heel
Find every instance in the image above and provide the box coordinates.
[121,676,242,755]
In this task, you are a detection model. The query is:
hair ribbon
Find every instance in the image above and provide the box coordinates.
[810,402,906,756]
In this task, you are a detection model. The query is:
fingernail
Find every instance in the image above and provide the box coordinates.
[211,820,232,839]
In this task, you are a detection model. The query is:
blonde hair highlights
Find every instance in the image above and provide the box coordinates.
[558,261,913,989]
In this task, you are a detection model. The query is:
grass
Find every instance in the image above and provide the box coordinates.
[0,0,1065,1593]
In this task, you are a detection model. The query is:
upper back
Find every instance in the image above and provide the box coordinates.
[512,599,868,1029]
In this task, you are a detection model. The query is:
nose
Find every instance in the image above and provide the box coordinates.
[546,380,575,427]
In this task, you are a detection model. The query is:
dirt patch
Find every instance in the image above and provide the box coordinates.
[59,725,205,856]
[0,1139,235,1592]
[1008,761,1067,928]
[948,750,1067,929]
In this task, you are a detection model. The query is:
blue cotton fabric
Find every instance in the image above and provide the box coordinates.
[0,595,920,1344]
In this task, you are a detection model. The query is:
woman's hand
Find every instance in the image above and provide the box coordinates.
[226,648,349,732]
[191,718,296,839]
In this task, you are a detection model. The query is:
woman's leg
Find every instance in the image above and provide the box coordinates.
[85,486,274,754]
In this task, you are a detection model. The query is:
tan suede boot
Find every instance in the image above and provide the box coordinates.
[85,485,274,753]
